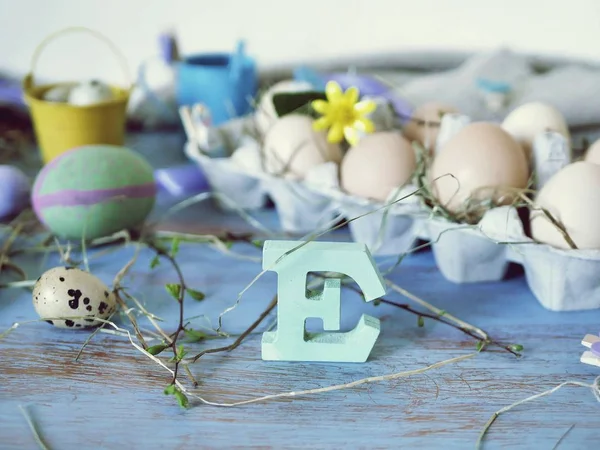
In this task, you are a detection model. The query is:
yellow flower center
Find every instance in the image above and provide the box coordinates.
[332,103,356,126]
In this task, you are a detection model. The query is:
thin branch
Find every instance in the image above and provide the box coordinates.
[189,295,277,363]
[19,405,51,450]
[477,377,600,449]
[113,290,148,349]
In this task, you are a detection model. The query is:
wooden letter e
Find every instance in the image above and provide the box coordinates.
[261,240,386,362]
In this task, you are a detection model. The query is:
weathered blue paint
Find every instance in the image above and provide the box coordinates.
[2,132,600,449]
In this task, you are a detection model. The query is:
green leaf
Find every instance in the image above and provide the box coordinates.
[222,240,233,249]
[165,283,182,301]
[272,91,327,118]
[184,328,207,343]
[251,240,264,249]
[170,238,180,258]
[187,288,205,302]
[438,310,446,317]
[509,344,524,352]
[476,341,484,352]
[417,316,425,328]
[174,389,189,408]
[177,344,187,360]
[150,255,160,269]
[147,343,169,355]
[164,384,176,395]
[170,344,188,362]
[373,299,381,306]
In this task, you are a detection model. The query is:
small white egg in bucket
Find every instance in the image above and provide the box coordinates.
[33,267,117,329]
[68,79,115,106]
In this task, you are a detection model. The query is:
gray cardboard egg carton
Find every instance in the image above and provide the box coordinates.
[184,113,426,245]
[185,113,600,312]
[419,207,600,312]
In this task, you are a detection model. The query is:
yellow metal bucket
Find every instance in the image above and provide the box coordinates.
[22,27,132,163]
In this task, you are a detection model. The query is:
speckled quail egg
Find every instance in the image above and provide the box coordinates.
[33,266,117,329]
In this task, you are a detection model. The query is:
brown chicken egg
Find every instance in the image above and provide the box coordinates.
[403,101,458,151]
[341,131,416,202]
[430,122,529,216]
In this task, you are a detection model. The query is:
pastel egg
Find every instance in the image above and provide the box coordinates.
[341,131,416,202]
[430,122,528,215]
[263,114,342,180]
[32,145,157,240]
[33,266,117,328]
[0,165,30,218]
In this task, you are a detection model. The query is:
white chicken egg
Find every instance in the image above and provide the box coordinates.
[262,114,343,180]
[33,267,117,329]
[255,80,314,135]
[584,139,600,165]
[530,161,600,250]
[501,101,570,162]
[68,79,115,106]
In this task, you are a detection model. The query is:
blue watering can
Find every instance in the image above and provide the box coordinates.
[176,40,257,125]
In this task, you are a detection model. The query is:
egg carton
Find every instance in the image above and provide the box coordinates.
[184,114,427,246]
[303,166,428,255]
[186,126,600,311]
[417,206,600,311]
[185,138,340,234]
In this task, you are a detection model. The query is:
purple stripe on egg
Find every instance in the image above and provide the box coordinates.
[33,183,157,209]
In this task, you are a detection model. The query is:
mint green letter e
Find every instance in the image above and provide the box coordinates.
[261,240,386,363]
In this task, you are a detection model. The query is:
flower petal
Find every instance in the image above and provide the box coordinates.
[354,100,377,115]
[327,122,344,143]
[325,81,343,102]
[344,86,359,105]
[354,117,375,133]
[312,116,331,131]
[344,126,360,146]
[311,99,330,114]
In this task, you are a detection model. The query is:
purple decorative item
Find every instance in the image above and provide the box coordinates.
[325,72,413,119]
[0,165,30,218]
[591,341,600,358]
[0,78,25,108]
[155,164,210,198]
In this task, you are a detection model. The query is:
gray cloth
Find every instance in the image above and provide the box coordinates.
[393,48,600,127]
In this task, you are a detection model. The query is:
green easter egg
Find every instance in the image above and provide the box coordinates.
[32,145,157,240]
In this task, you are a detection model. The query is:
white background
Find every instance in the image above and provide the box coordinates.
[1,0,599,84]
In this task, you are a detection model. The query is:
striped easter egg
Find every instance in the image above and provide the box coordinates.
[32,145,157,240]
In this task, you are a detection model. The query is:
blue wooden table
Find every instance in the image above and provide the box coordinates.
[1,133,599,449]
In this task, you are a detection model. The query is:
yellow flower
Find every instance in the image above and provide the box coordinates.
[311,81,377,146]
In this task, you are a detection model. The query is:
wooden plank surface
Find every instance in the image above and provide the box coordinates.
[1,199,600,449]
[2,133,600,449]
